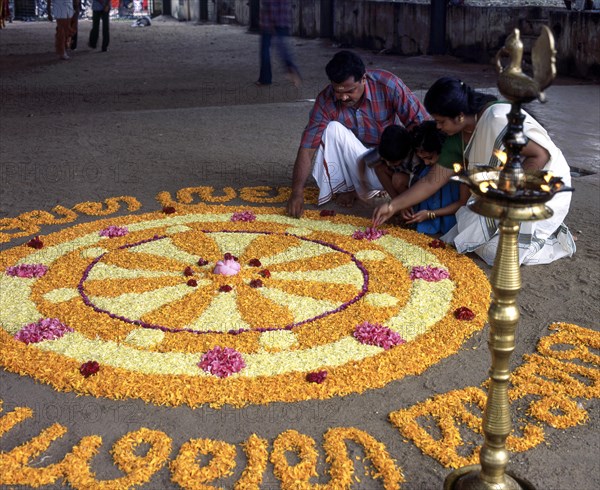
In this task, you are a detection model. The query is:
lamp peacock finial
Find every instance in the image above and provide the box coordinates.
[495,26,556,103]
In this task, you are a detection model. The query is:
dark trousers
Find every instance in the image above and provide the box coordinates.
[89,10,109,51]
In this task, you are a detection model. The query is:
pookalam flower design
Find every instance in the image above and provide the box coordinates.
[14,318,73,344]
[0,204,490,408]
[198,346,246,378]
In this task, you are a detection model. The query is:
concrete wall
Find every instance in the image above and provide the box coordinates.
[231,0,600,79]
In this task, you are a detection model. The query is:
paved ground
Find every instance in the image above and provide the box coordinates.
[1,19,599,489]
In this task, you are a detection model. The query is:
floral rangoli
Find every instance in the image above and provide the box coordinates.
[0,205,490,407]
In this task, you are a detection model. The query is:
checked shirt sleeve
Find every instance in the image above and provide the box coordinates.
[299,88,336,149]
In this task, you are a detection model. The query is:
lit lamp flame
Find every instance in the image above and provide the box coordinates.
[540,184,551,192]
[453,163,462,173]
[494,149,508,165]
[479,182,490,193]
[543,172,554,183]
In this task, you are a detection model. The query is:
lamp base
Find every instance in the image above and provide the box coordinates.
[444,465,537,490]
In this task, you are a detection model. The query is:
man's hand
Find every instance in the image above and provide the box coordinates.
[286,193,304,218]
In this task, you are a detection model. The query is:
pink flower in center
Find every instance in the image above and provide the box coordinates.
[213,258,241,276]
[198,346,246,378]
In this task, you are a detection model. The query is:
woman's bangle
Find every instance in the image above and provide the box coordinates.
[428,211,437,220]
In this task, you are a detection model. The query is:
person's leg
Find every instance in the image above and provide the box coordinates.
[89,11,100,48]
[55,19,69,59]
[311,121,371,206]
[70,14,78,50]
[257,32,272,85]
[101,11,109,51]
[274,26,301,86]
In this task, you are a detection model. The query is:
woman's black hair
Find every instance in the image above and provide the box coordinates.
[325,51,366,84]
[424,77,497,117]
[378,125,412,162]
[411,121,446,154]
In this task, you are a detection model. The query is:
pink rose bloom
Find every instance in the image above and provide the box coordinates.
[352,227,387,241]
[213,258,241,276]
[99,226,129,238]
[231,210,257,222]
[14,318,73,344]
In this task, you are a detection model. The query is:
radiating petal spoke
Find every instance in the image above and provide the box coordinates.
[260,240,336,266]
[130,238,200,265]
[101,250,187,273]
[258,287,337,323]
[84,276,184,297]
[242,234,301,261]
[89,283,206,320]
[185,290,251,332]
[87,263,181,280]
[266,251,351,272]
[271,263,364,288]
[210,232,261,258]
[236,285,295,328]
[266,280,358,302]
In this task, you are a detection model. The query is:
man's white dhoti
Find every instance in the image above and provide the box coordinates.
[311,122,383,205]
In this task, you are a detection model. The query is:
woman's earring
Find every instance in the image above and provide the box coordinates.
[458,115,464,123]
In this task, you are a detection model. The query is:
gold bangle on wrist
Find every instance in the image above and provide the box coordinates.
[428,211,437,220]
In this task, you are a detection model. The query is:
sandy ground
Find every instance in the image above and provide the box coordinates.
[1,19,599,489]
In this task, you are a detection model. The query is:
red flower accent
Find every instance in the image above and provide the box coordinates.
[163,206,176,214]
[454,307,476,321]
[80,361,100,378]
[184,266,194,276]
[306,370,328,383]
[259,269,271,278]
[320,209,336,217]
[249,279,263,288]
[187,279,198,287]
[429,239,446,249]
[197,258,209,266]
[27,236,44,249]
[248,258,262,267]
[219,285,233,292]
[223,253,238,262]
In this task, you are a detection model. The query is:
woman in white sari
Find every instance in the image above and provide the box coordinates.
[373,77,575,266]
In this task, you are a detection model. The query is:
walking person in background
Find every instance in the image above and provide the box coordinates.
[47,0,74,60]
[89,0,111,52]
[256,0,301,87]
[69,0,81,50]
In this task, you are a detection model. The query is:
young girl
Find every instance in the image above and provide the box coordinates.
[400,121,469,235]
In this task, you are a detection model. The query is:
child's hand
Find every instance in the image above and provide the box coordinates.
[405,210,432,224]
[400,208,413,221]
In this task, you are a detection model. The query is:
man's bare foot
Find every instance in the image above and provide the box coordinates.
[336,191,357,207]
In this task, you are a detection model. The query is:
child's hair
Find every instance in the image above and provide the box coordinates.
[411,121,446,154]
[378,125,412,162]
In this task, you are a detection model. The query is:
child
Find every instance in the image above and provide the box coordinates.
[359,125,414,200]
[400,121,469,234]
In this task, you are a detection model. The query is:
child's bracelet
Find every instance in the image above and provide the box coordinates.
[427,211,437,220]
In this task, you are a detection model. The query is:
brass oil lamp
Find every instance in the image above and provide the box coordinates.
[444,26,573,490]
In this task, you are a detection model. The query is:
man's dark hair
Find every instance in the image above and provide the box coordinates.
[378,125,412,162]
[325,51,366,84]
